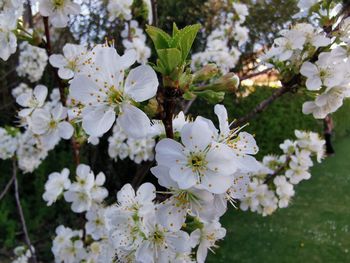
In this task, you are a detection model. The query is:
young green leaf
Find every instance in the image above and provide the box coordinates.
[145,25,171,49]
[157,48,182,74]
[171,24,201,62]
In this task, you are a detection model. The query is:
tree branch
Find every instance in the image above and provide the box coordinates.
[231,4,350,129]
[230,83,294,129]
[13,158,37,263]
[151,0,158,26]
[0,174,15,201]
[239,68,273,81]
[43,17,66,104]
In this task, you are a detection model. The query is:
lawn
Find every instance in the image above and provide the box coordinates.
[208,136,350,263]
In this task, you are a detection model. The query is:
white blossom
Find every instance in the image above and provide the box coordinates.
[69,45,158,138]
[39,0,80,28]
[16,42,48,83]
[49,43,87,79]
[43,168,71,206]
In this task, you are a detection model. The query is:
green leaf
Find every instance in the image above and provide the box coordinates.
[145,25,171,50]
[157,48,182,74]
[170,24,201,62]
[172,22,180,36]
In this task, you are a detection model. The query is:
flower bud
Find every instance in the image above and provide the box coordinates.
[143,98,159,118]
[194,72,240,93]
[210,72,240,92]
[192,64,219,83]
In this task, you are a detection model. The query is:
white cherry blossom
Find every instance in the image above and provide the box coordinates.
[43,168,71,206]
[49,43,87,79]
[69,46,158,138]
[39,0,80,28]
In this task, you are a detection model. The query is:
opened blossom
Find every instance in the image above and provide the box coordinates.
[154,118,237,194]
[39,0,80,28]
[64,164,108,213]
[49,43,87,79]
[16,85,48,117]
[43,168,71,206]
[300,52,344,91]
[69,46,158,138]
[30,103,74,150]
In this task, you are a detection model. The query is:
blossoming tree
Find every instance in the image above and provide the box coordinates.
[0,0,349,262]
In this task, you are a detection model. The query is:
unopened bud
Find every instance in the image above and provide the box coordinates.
[210,73,240,92]
[144,98,159,118]
[192,64,219,83]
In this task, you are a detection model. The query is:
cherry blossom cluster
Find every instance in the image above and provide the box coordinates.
[108,121,156,164]
[2,0,349,262]
[0,0,23,60]
[238,130,325,216]
[108,111,188,164]
[121,20,151,64]
[0,84,74,172]
[42,104,259,262]
[16,42,48,83]
[107,0,152,24]
[264,1,350,119]
[191,2,249,73]
[107,0,152,64]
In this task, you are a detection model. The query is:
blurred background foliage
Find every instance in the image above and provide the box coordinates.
[1,0,350,261]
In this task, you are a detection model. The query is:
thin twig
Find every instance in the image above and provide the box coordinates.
[25,0,34,28]
[183,99,195,114]
[0,175,15,201]
[42,16,80,165]
[43,16,66,104]
[13,158,37,263]
[240,68,273,81]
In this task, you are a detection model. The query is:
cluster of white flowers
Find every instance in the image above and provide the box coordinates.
[107,0,133,21]
[300,18,350,119]
[238,130,325,216]
[16,42,48,83]
[0,0,23,60]
[16,84,74,151]
[264,2,350,119]
[39,0,80,28]
[107,0,152,24]
[121,20,151,64]
[191,2,249,73]
[0,85,74,172]
[107,111,188,164]
[11,246,34,263]
[43,164,108,212]
[43,104,259,262]
[44,165,113,263]
[108,121,155,164]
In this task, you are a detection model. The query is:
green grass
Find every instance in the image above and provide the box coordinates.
[208,136,350,263]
